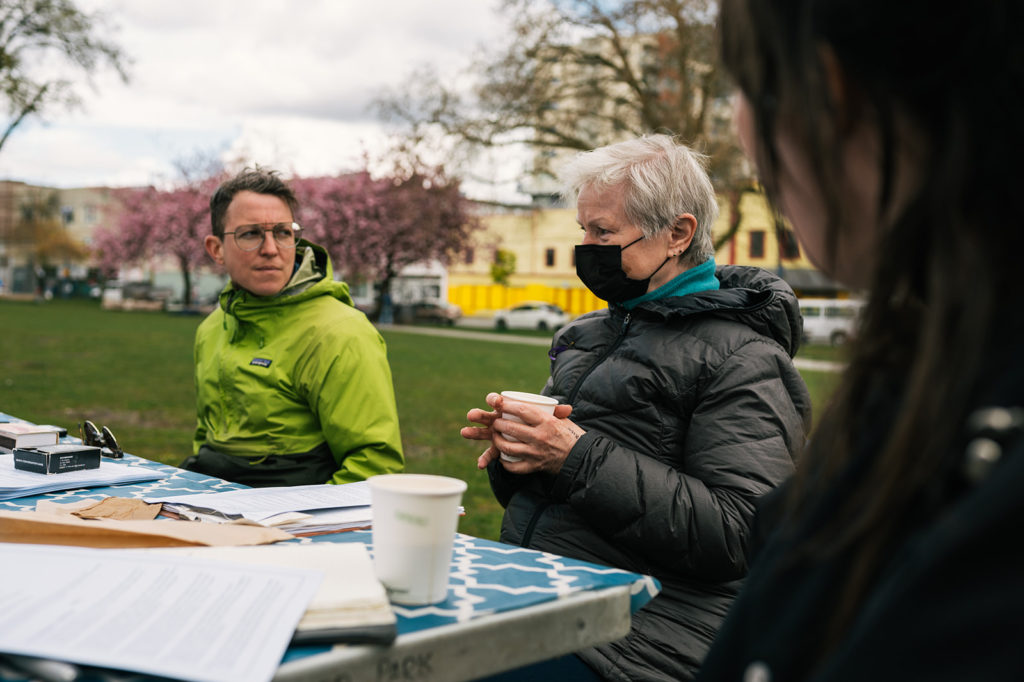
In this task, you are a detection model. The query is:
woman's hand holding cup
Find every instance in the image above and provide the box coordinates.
[494,391,559,461]
[461,391,580,474]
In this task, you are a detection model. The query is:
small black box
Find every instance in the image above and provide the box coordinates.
[13,444,102,474]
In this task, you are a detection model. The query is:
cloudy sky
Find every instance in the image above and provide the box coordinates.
[0,0,530,201]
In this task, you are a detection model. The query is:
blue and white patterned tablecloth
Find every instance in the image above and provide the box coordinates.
[0,412,661,668]
[316,531,660,633]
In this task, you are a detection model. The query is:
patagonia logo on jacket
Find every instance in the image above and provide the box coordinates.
[250,357,272,368]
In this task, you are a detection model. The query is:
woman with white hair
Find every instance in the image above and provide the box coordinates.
[463,134,811,681]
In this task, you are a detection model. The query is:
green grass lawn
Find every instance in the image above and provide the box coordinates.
[795,342,850,363]
[1,298,841,540]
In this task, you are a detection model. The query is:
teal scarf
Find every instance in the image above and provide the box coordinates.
[622,257,719,310]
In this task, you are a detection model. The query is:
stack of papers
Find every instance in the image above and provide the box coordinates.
[0,543,320,682]
[146,543,397,645]
[146,482,374,535]
[0,454,168,501]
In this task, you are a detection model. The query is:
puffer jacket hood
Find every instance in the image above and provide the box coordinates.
[629,264,803,357]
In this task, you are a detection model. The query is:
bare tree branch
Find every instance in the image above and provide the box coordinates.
[0,0,129,155]
[375,0,750,198]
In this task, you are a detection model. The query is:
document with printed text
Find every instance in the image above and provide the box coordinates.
[0,543,321,682]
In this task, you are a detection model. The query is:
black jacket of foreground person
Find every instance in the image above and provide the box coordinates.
[488,265,812,681]
[696,326,1024,682]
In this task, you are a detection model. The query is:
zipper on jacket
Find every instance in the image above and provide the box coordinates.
[567,311,632,405]
[520,311,632,549]
[520,499,551,548]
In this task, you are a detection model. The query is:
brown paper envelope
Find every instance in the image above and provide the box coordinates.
[0,510,294,548]
[37,497,163,521]
[73,497,163,521]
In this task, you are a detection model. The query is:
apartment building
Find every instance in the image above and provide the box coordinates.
[0,181,119,296]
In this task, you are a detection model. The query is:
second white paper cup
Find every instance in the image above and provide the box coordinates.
[498,391,558,462]
[368,473,467,605]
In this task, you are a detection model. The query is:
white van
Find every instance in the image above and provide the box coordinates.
[799,298,864,346]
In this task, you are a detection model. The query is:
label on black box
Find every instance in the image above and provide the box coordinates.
[13,444,102,474]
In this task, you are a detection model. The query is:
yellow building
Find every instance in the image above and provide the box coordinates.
[720,190,812,271]
[448,191,844,317]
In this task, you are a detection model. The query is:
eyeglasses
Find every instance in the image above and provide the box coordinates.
[222,222,302,251]
[80,420,124,459]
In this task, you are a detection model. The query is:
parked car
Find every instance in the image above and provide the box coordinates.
[494,302,569,331]
[799,298,864,346]
[100,280,174,311]
[398,301,462,326]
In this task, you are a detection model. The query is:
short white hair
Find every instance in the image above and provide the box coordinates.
[559,134,719,266]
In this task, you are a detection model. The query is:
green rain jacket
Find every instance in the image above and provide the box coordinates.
[193,241,404,484]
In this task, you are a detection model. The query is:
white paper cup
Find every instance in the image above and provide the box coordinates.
[498,391,559,462]
[368,473,468,605]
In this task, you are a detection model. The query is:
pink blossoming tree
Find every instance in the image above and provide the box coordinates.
[93,174,221,306]
[293,159,480,314]
[94,152,479,313]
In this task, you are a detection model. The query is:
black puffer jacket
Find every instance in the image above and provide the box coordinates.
[488,265,812,681]
[696,316,1024,682]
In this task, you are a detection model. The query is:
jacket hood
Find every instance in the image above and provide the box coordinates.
[631,265,803,356]
[216,241,355,345]
[218,240,354,313]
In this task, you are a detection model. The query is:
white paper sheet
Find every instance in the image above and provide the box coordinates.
[143,543,396,631]
[0,543,321,682]
[145,481,371,521]
[0,454,168,500]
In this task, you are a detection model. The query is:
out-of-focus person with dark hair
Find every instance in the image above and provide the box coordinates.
[697,1,1024,680]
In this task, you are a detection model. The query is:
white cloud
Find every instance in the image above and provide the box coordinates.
[227,116,391,177]
[0,0,530,202]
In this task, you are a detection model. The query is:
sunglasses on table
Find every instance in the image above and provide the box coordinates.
[80,420,124,459]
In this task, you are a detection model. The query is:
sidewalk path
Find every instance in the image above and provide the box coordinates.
[791,357,845,372]
[380,323,553,347]
[379,323,845,372]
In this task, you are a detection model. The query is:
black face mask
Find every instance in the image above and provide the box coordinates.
[575,236,671,303]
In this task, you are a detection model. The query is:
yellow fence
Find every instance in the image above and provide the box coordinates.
[449,284,606,317]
